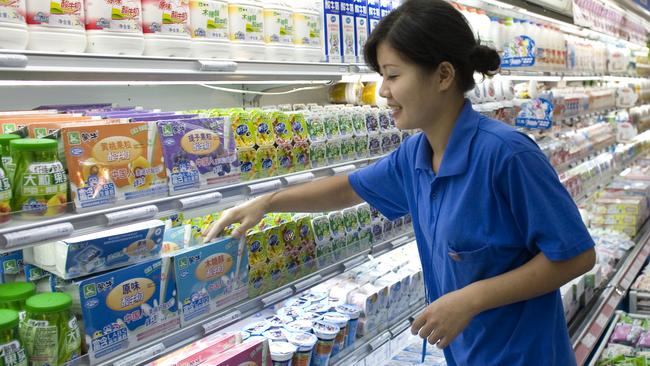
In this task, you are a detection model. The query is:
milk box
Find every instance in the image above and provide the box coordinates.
[353,0,367,62]
[323,0,342,62]
[379,0,391,18]
[367,0,380,34]
[339,0,355,63]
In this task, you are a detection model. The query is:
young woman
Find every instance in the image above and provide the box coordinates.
[204,0,596,364]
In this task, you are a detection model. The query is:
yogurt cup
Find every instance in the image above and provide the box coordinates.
[322,312,350,356]
[285,331,318,366]
[269,341,297,366]
[310,320,340,366]
[284,319,314,333]
[243,321,271,336]
[298,312,321,322]
[263,328,288,342]
[277,306,304,319]
[335,304,362,347]
[300,292,327,303]
[265,314,293,327]
[305,302,331,315]
[285,297,312,308]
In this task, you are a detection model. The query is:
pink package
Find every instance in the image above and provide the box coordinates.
[147,333,239,366]
[610,323,644,345]
[202,339,271,366]
[638,331,650,349]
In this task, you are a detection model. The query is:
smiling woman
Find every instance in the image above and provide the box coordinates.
[202,1,596,365]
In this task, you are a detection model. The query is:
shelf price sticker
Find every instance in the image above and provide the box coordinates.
[501,35,536,68]
[515,98,554,130]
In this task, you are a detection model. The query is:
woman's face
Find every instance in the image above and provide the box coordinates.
[376,42,450,131]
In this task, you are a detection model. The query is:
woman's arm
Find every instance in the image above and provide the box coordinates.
[411,248,596,348]
[203,175,363,241]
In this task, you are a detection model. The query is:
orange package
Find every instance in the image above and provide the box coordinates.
[26,119,125,138]
[0,115,96,134]
[62,122,169,212]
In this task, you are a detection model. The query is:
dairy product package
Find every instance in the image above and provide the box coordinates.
[147,332,239,366]
[375,273,402,318]
[353,0,368,62]
[63,122,168,211]
[238,147,257,181]
[157,117,239,194]
[323,0,342,62]
[338,0,355,63]
[367,0,380,33]
[202,337,271,365]
[310,141,327,168]
[0,250,24,283]
[170,237,248,326]
[29,220,165,279]
[67,258,180,364]
[256,145,278,178]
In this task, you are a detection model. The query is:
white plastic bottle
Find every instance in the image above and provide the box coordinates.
[228,0,265,60]
[141,0,191,56]
[84,0,144,55]
[26,0,87,52]
[292,0,322,61]
[189,0,230,58]
[0,0,28,50]
[476,9,491,45]
[489,16,501,53]
[262,0,294,61]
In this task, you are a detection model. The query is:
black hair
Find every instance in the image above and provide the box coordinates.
[364,0,501,92]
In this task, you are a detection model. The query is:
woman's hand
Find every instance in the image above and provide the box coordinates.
[410,288,479,349]
[202,195,270,243]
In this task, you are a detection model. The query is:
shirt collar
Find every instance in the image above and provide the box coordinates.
[415,99,480,177]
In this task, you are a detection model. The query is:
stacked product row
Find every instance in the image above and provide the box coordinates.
[0,103,402,223]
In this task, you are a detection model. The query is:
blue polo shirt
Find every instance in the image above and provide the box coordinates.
[349,101,594,366]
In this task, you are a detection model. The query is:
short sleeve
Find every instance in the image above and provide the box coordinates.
[498,150,595,261]
[348,148,410,220]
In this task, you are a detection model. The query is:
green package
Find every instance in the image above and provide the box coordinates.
[342,207,360,234]
[0,282,35,313]
[237,147,257,181]
[354,135,369,159]
[324,112,341,139]
[251,110,275,148]
[231,111,256,149]
[272,112,294,145]
[328,211,346,239]
[356,203,372,228]
[326,139,342,165]
[246,230,269,267]
[310,141,327,168]
[351,110,367,135]
[311,215,332,244]
[305,113,327,143]
[276,143,295,176]
[265,226,284,260]
[256,146,277,179]
[0,309,27,366]
[340,137,356,162]
[338,112,355,137]
[289,113,309,143]
[293,141,311,172]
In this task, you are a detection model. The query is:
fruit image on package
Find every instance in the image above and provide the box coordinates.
[237,147,257,181]
[338,112,354,137]
[310,142,327,168]
[256,146,277,178]
[368,133,382,156]
[289,113,310,144]
[324,112,342,139]
[293,141,312,172]
[340,137,356,161]
[306,113,327,142]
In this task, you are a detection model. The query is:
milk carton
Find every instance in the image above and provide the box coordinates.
[379,0,391,18]
[367,0,380,34]
[323,0,342,62]
[353,0,368,62]
[339,0,355,63]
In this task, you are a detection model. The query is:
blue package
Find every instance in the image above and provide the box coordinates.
[380,0,392,18]
[354,0,368,62]
[367,0,381,33]
[41,220,165,279]
[171,237,249,326]
[0,250,23,283]
[324,0,343,62]
[72,258,180,364]
[340,0,357,63]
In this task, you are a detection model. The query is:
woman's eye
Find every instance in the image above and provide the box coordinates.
[386,75,398,80]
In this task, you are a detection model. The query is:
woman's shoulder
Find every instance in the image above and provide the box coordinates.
[474,116,542,157]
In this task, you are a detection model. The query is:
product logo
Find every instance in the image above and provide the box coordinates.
[2,260,16,273]
[83,284,97,298]
[251,240,262,252]
[346,17,351,24]
[268,234,279,247]
[236,124,249,135]
[271,269,281,281]
[280,156,290,168]
[70,147,84,156]
[258,123,269,134]
[291,121,303,133]
[274,123,287,135]
[178,257,189,269]
[85,298,100,309]
[241,162,253,173]
[330,15,336,22]
[262,158,273,169]
[67,132,81,145]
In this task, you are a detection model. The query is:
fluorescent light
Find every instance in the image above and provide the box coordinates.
[0,80,336,86]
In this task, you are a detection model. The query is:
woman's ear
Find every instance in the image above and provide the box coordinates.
[437,61,456,92]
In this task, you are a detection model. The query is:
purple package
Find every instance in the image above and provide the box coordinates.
[638,331,650,348]
[84,110,160,117]
[34,103,113,111]
[157,117,240,194]
[70,106,139,115]
[610,323,643,345]
[132,114,198,122]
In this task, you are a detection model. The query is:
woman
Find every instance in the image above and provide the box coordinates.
[204,0,596,364]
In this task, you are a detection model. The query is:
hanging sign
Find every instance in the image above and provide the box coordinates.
[515,98,554,130]
[501,35,536,68]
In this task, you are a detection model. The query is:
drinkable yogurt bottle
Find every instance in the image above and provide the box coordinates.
[84,0,144,54]
[141,0,191,56]
[189,0,230,58]
[262,0,294,61]
[26,0,87,52]
[0,0,28,49]
[228,0,265,60]
[292,0,322,62]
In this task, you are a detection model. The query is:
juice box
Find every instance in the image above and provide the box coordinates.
[170,237,248,326]
[351,109,367,135]
[326,139,343,164]
[63,123,168,211]
[43,219,165,279]
[342,207,360,234]
[276,142,295,175]
[256,146,278,178]
[272,111,294,145]
[293,140,311,172]
[310,141,327,168]
[269,256,288,286]
[378,109,392,131]
[364,108,380,133]
[68,258,180,364]
[381,131,393,153]
[265,225,284,259]
[311,215,332,245]
[26,119,125,139]
[251,110,275,148]
[238,147,257,181]
[157,117,239,195]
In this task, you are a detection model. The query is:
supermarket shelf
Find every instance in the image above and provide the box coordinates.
[86,230,417,366]
[0,156,382,252]
[572,219,650,365]
[331,302,426,366]
[0,51,367,83]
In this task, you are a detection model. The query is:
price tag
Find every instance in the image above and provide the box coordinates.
[247,180,282,196]
[178,192,223,210]
[198,60,238,72]
[4,223,73,248]
[203,310,241,334]
[0,54,28,68]
[113,343,165,366]
[293,274,323,292]
[581,333,597,349]
[608,296,620,309]
[369,332,391,350]
[262,288,294,307]
[343,256,366,271]
[105,205,158,226]
[596,313,609,328]
[282,172,315,186]
[331,164,357,175]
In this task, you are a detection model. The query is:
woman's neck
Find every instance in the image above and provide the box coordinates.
[422,97,466,172]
